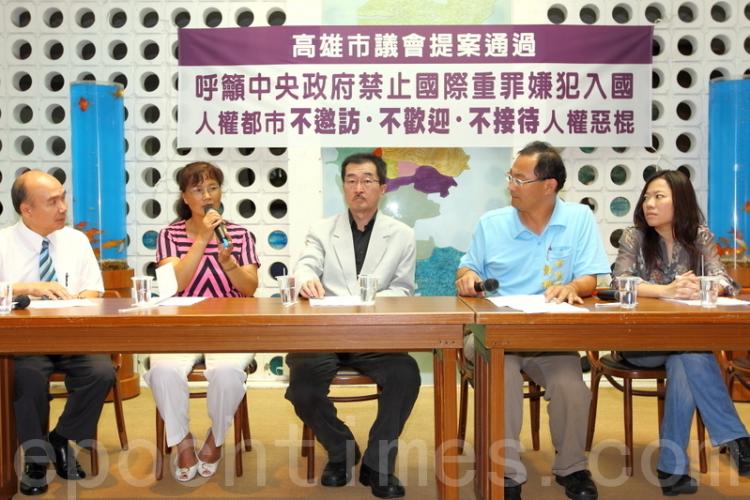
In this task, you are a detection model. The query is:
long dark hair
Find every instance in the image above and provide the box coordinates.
[633,170,704,272]
[175,162,224,220]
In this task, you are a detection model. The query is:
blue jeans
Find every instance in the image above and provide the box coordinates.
[621,351,749,474]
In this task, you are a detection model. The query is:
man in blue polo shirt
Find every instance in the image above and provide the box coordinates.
[456,141,610,500]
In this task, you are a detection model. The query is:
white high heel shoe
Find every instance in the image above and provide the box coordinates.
[197,455,222,478]
[197,430,222,478]
[174,452,199,482]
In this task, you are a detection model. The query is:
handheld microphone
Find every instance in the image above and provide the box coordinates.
[13,295,31,310]
[474,279,499,293]
[203,205,230,248]
[597,289,620,301]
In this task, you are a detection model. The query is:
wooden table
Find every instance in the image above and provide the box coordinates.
[463,295,750,500]
[0,297,472,500]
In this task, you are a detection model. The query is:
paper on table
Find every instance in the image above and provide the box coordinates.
[487,294,588,313]
[309,296,366,307]
[156,297,206,307]
[155,263,178,300]
[666,297,750,307]
[118,296,205,313]
[28,299,97,309]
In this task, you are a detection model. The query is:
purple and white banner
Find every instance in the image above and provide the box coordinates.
[178,25,652,147]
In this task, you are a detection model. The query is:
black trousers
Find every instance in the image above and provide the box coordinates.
[285,352,420,474]
[14,355,115,462]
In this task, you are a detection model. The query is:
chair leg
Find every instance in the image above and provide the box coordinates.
[720,375,732,455]
[624,379,634,477]
[585,367,602,451]
[656,378,665,437]
[301,428,308,458]
[727,373,735,394]
[111,377,129,450]
[241,395,252,451]
[90,429,99,476]
[155,411,165,480]
[529,381,541,452]
[724,371,747,456]
[457,378,469,455]
[302,424,315,483]
[696,411,707,474]
[234,407,243,477]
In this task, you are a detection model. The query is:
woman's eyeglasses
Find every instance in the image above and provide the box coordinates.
[189,185,221,196]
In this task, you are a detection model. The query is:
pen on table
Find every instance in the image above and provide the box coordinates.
[594,302,622,309]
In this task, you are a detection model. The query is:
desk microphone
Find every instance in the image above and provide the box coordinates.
[597,289,620,301]
[13,295,31,310]
[474,279,499,293]
[203,205,230,248]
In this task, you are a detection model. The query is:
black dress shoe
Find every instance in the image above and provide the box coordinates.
[19,463,48,496]
[555,470,598,500]
[727,437,750,476]
[656,469,698,496]
[504,478,522,500]
[50,440,86,480]
[359,463,405,499]
[321,444,361,487]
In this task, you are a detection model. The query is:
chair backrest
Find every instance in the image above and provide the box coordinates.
[588,350,668,380]
[187,359,258,382]
[726,351,750,383]
[331,369,377,385]
[733,356,750,373]
[329,368,381,403]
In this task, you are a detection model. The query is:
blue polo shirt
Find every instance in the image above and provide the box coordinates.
[459,198,611,295]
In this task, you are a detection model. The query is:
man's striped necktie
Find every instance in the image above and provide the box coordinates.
[39,238,57,282]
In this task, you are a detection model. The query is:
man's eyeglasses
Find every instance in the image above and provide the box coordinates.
[189,185,221,196]
[344,178,380,188]
[505,172,546,187]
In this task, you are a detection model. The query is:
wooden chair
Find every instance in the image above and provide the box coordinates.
[47,291,128,476]
[154,358,256,480]
[722,351,750,393]
[457,348,544,454]
[47,353,129,476]
[586,351,706,476]
[301,368,381,483]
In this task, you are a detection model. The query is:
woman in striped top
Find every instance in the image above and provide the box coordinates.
[144,161,259,482]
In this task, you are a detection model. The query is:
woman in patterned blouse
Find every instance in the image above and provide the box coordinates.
[144,161,259,482]
[612,170,749,495]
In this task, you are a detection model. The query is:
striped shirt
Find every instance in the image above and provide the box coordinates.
[156,220,259,297]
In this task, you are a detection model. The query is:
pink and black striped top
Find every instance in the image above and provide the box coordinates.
[156,220,260,298]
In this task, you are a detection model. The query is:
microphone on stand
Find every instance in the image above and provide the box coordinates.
[596,289,620,301]
[13,295,31,310]
[474,279,499,293]
[203,205,230,248]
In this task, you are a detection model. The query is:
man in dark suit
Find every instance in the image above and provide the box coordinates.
[286,153,420,499]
